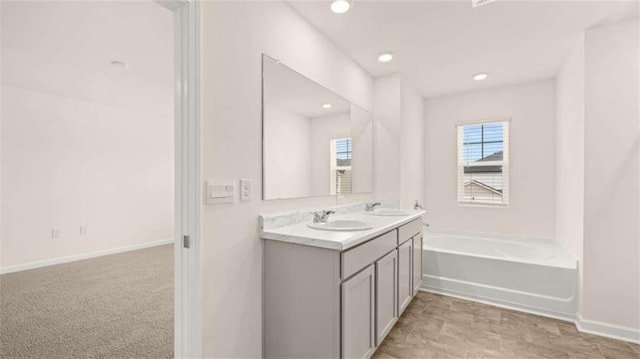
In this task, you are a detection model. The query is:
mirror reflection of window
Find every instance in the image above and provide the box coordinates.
[330,137,352,195]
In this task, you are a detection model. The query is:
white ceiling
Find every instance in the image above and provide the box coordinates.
[264,55,351,118]
[289,0,638,98]
[1,1,173,117]
[2,0,635,112]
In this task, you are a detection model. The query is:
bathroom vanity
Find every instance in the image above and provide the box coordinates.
[261,206,425,359]
[260,54,418,358]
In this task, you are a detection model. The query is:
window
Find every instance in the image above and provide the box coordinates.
[457,120,509,205]
[330,137,352,195]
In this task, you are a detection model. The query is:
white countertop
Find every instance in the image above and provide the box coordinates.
[260,208,426,251]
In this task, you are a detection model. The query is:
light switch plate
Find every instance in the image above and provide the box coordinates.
[206,180,235,204]
[240,178,252,201]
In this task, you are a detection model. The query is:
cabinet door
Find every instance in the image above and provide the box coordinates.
[413,235,423,295]
[398,240,413,314]
[342,265,376,359]
[375,250,397,345]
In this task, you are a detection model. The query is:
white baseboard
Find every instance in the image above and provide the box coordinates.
[576,313,640,344]
[0,238,174,274]
[420,286,640,345]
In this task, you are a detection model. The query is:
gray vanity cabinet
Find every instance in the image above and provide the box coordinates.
[342,265,376,359]
[263,218,423,359]
[375,250,398,345]
[413,235,423,295]
[398,239,413,314]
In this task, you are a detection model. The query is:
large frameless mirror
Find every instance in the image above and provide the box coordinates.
[262,54,374,200]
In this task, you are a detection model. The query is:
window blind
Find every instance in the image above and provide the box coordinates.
[331,138,353,195]
[457,121,509,205]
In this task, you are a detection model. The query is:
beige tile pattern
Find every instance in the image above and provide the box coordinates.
[374,292,640,359]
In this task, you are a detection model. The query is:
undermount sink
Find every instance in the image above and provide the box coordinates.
[308,220,374,232]
[363,208,411,216]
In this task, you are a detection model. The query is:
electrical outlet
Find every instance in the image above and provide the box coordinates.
[80,226,88,235]
[51,229,60,239]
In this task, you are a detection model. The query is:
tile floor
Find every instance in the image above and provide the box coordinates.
[373,291,640,359]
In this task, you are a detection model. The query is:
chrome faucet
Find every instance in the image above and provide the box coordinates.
[365,202,381,212]
[414,200,424,210]
[313,210,335,223]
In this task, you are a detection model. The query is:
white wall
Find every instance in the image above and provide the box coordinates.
[351,104,375,193]
[424,80,556,238]
[351,104,375,194]
[555,34,585,312]
[0,0,174,272]
[582,18,639,332]
[309,112,350,197]
[0,84,174,270]
[264,104,311,199]
[0,2,3,270]
[202,2,374,357]
[556,35,585,268]
[400,81,425,209]
[372,73,425,209]
[374,75,402,201]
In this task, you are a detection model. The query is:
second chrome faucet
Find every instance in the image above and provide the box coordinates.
[313,210,335,223]
[365,202,381,212]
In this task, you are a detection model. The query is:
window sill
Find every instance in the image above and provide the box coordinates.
[458,202,508,208]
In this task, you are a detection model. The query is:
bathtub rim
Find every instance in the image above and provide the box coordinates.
[424,228,558,244]
[424,231,577,270]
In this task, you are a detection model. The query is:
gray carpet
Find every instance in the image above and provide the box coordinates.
[0,244,173,359]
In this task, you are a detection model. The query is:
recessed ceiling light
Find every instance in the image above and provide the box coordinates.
[331,0,351,14]
[322,103,333,109]
[378,52,393,63]
[473,72,488,81]
[110,60,129,69]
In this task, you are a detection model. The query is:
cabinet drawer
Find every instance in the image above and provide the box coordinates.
[342,230,398,279]
[398,219,422,245]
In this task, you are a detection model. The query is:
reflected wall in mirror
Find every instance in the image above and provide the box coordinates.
[262,54,374,200]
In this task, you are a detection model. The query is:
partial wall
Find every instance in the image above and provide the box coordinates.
[555,34,585,314]
[202,2,374,357]
[0,85,174,271]
[374,74,425,209]
[424,80,557,239]
[582,18,640,339]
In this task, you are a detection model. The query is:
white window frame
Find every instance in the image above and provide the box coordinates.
[457,119,510,207]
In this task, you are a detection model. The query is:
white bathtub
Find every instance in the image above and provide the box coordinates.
[422,231,578,320]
